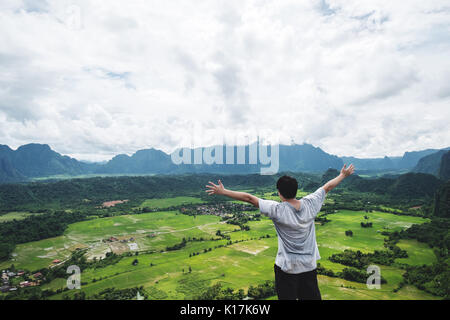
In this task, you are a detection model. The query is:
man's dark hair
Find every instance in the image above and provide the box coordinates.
[276,175,298,199]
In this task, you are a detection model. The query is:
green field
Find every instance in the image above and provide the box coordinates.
[395,239,438,265]
[0,212,36,222]
[2,196,439,300]
[139,197,204,209]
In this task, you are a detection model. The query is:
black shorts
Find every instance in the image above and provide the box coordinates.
[274,264,322,300]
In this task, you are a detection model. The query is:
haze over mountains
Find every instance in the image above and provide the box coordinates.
[0,143,449,183]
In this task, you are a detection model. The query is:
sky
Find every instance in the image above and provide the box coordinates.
[0,0,449,162]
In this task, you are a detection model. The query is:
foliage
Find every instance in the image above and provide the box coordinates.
[195,283,245,300]
[360,222,373,228]
[396,219,450,250]
[0,211,88,262]
[329,249,407,269]
[195,281,275,300]
[403,261,450,298]
[433,181,450,218]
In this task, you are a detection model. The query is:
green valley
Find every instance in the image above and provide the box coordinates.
[1,172,447,301]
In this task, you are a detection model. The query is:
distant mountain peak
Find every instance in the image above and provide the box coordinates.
[1,142,449,183]
[17,143,51,150]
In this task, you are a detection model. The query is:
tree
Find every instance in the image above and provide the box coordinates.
[0,242,14,261]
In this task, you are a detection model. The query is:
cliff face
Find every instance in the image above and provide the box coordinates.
[438,151,450,181]
[433,181,450,218]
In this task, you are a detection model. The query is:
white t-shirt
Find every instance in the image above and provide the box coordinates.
[259,187,326,274]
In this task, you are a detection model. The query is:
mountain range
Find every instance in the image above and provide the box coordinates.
[0,143,449,183]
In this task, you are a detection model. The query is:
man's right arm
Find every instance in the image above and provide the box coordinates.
[323,164,355,193]
[205,180,260,208]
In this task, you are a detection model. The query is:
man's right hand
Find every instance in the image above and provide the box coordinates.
[206,180,226,196]
[340,164,355,178]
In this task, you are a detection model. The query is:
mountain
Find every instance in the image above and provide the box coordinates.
[398,149,445,169]
[340,155,399,171]
[413,149,450,176]
[438,151,450,181]
[0,142,448,183]
[433,180,450,217]
[279,144,343,172]
[388,172,442,199]
[2,143,341,182]
[303,167,434,197]
[341,148,448,171]
[0,144,96,182]
[95,143,343,175]
[347,172,442,199]
[12,144,94,177]
[0,157,26,183]
[97,148,177,174]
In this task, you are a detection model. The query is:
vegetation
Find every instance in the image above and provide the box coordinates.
[0,211,88,262]
[0,168,448,300]
[329,249,407,269]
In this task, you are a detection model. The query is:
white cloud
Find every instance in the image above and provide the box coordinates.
[0,0,449,161]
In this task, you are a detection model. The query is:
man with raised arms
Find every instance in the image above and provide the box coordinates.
[206,164,355,300]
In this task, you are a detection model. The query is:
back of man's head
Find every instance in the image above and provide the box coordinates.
[276,175,298,199]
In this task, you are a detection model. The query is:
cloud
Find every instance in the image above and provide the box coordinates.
[0,0,449,161]
[23,0,49,13]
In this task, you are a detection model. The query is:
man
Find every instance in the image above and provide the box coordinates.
[205,164,355,300]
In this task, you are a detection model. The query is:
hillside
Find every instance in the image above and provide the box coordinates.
[96,149,177,174]
[0,143,343,182]
[1,143,448,183]
[0,157,26,183]
[341,148,447,171]
[0,173,317,211]
[0,169,443,213]
[438,151,450,181]
[413,150,449,176]
[433,181,450,218]
[346,172,442,199]
[0,144,95,181]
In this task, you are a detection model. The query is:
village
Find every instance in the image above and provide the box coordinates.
[1,258,63,293]
[180,202,256,218]
[103,236,140,254]
[103,236,136,244]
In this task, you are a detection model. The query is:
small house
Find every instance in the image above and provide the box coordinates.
[1,285,10,293]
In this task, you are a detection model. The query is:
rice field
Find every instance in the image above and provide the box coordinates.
[2,197,440,300]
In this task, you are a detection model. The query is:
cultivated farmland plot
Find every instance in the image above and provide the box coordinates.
[0,195,440,300]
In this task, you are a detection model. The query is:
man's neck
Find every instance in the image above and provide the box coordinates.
[284,198,301,210]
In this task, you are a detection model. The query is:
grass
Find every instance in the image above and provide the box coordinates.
[0,211,36,222]
[1,195,440,300]
[0,210,229,271]
[395,239,437,265]
[139,197,204,209]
